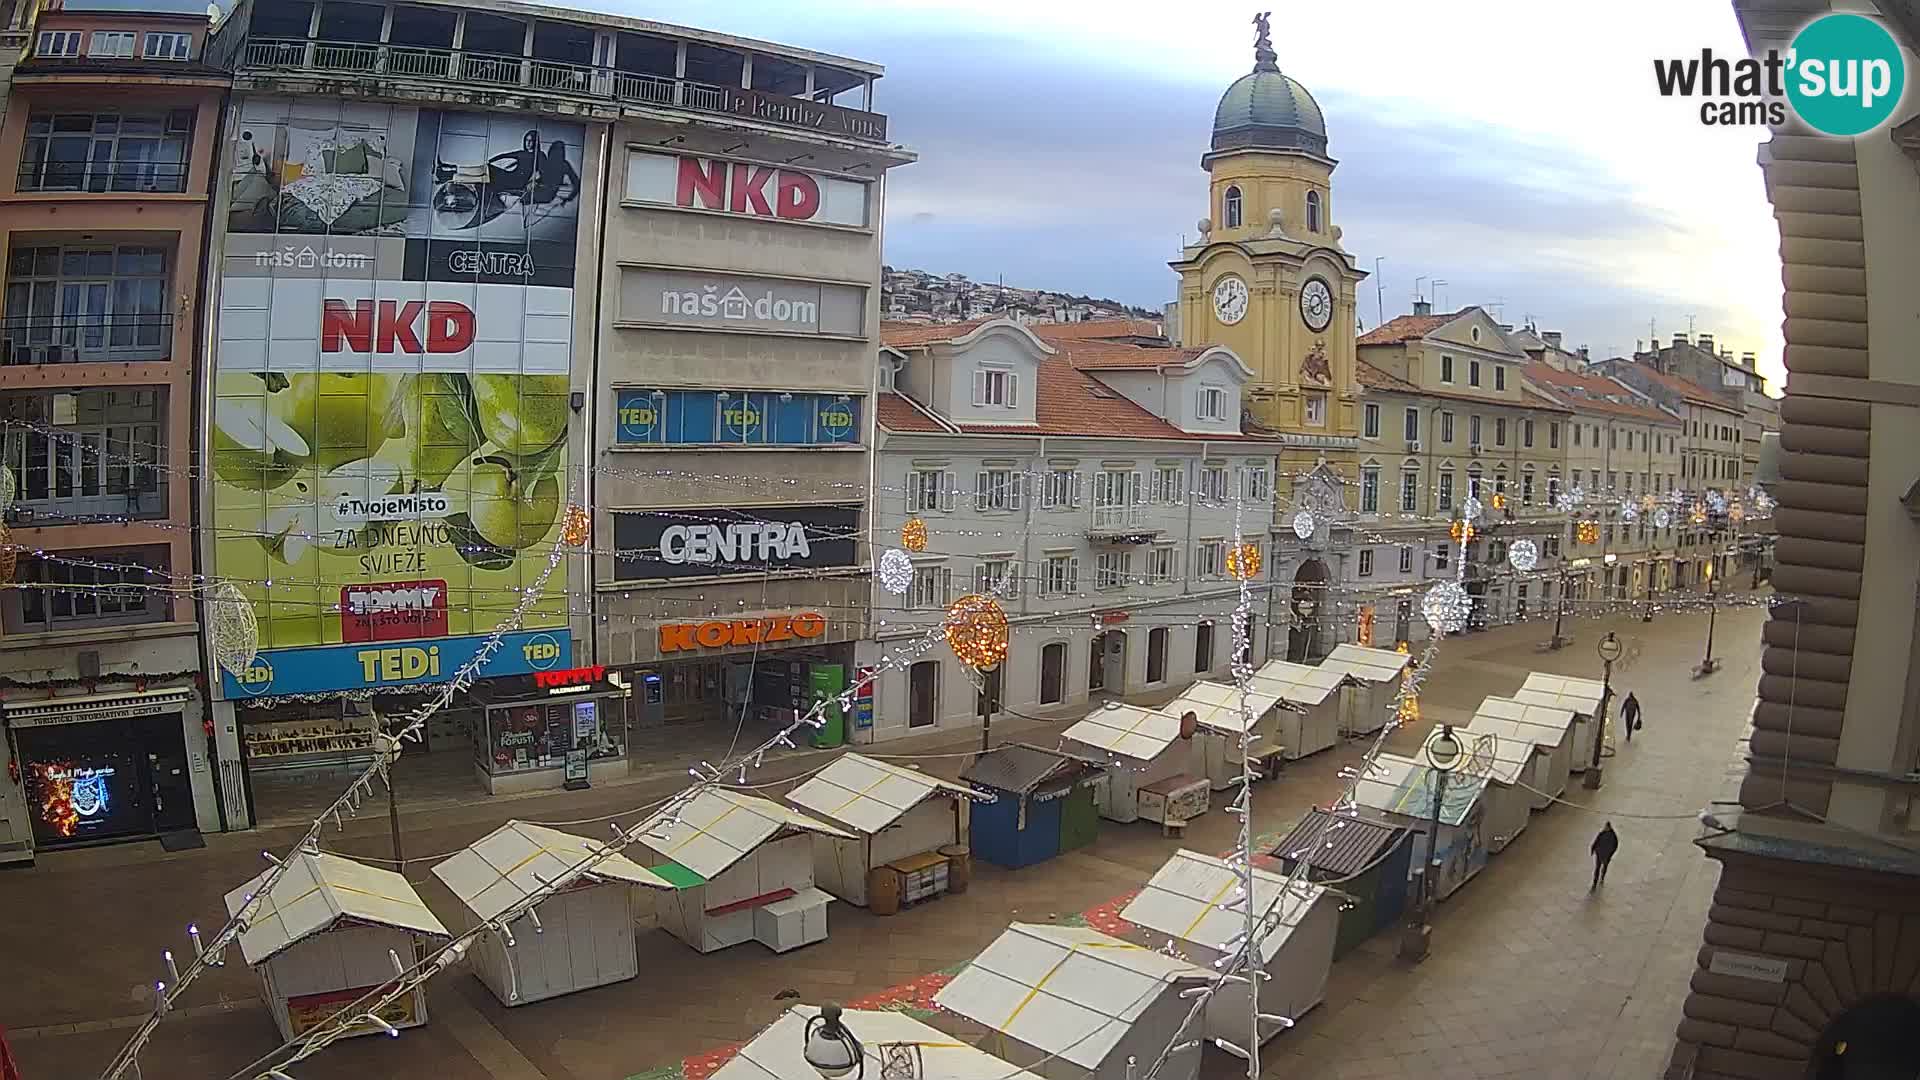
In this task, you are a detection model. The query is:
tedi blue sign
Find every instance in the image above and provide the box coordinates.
[615,388,860,446]
[222,630,571,699]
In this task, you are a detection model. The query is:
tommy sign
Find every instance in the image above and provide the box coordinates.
[611,504,859,581]
[619,268,865,336]
[624,151,871,229]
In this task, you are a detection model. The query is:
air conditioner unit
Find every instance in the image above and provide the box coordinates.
[1406,440,1422,452]
[1469,442,1484,454]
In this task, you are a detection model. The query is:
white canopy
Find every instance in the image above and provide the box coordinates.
[714,1006,1045,1080]
[1441,728,1533,786]
[1160,680,1284,735]
[1514,672,1607,716]
[225,850,447,966]
[1353,753,1490,827]
[1319,643,1413,684]
[783,753,973,835]
[1470,694,1578,747]
[935,923,1206,1070]
[1060,703,1185,762]
[637,788,852,881]
[1248,659,1346,707]
[432,820,671,922]
[1122,849,1327,963]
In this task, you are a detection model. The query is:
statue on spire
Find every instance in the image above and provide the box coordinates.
[1252,11,1278,71]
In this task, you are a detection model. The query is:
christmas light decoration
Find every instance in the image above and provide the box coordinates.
[206,581,260,677]
[1690,504,1708,525]
[0,520,14,583]
[1291,510,1315,540]
[1461,495,1483,522]
[1490,492,1507,511]
[1621,505,1639,525]
[1654,507,1672,529]
[877,548,914,595]
[560,504,591,547]
[1422,580,1470,633]
[944,593,1009,670]
[900,518,928,552]
[1225,542,1262,580]
[1555,492,1576,513]
[1507,538,1539,573]
[1728,502,1744,525]
[0,463,15,514]
[1577,520,1600,545]
[1449,520,1475,544]
[1706,490,1727,514]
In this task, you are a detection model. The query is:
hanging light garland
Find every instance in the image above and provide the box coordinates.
[944,593,1009,670]
[1490,492,1507,511]
[901,518,929,553]
[1621,504,1639,525]
[0,464,15,515]
[1225,542,1262,580]
[1507,538,1539,573]
[876,548,914,595]
[1690,504,1709,525]
[1728,502,1745,525]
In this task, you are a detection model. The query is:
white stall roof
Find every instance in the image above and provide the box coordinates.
[637,788,852,881]
[1249,659,1347,707]
[1471,695,1578,746]
[432,820,671,922]
[1444,729,1532,787]
[715,1006,1045,1080]
[936,923,1206,1070]
[1122,849,1327,963]
[1353,753,1489,827]
[1320,643,1413,684]
[1161,680,1284,735]
[225,850,447,966]
[785,754,973,835]
[1060,703,1185,762]
[1514,673,1607,715]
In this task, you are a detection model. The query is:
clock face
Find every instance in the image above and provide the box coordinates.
[1212,275,1249,326]
[1300,277,1334,332]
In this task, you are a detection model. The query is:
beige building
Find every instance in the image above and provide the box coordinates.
[1663,3,1920,1077]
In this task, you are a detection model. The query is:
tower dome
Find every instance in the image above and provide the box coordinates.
[1211,14,1327,157]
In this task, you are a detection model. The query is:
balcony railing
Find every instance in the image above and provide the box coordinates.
[237,36,890,143]
[1,315,173,364]
[17,160,188,195]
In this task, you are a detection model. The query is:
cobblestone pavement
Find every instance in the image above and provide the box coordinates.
[0,603,1765,1080]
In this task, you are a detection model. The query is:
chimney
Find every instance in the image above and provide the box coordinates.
[1673,333,1689,348]
[1578,346,1590,363]
[1543,331,1563,349]
[1634,338,1643,354]
[1697,332,1714,354]
[1740,350,1756,370]
[1412,299,1432,317]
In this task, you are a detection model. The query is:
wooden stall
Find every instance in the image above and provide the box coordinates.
[224,850,448,1042]
[1248,660,1347,759]
[431,820,669,1006]
[713,1005,1044,1080]
[1317,643,1413,735]
[1352,753,1492,903]
[783,753,975,910]
[1442,730,1533,853]
[1513,673,1607,772]
[961,744,1103,869]
[1466,695,1578,808]
[1121,849,1338,1049]
[637,789,852,955]
[1272,809,1412,959]
[1060,704,1204,825]
[1160,680,1285,791]
[935,923,1208,1080]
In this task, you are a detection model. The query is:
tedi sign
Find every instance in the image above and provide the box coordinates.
[1654,13,1905,134]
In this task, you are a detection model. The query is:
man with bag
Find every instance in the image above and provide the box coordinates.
[1622,692,1642,741]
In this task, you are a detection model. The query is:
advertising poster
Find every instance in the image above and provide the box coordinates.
[212,99,584,699]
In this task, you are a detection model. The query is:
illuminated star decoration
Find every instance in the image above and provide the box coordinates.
[1507,538,1539,573]
[1291,510,1315,540]
[1555,492,1576,513]
[877,548,914,595]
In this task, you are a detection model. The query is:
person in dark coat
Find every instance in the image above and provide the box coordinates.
[1591,822,1619,890]
[1621,693,1642,741]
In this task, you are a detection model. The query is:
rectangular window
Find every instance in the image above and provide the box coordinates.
[1607,470,1617,494]
[1041,469,1080,510]
[1523,471,1535,504]
[973,558,1018,598]
[1438,470,1454,510]
[1197,386,1226,420]
[1363,403,1380,439]
[1194,622,1214,673]
[1148,545,1178,584]
[1523,419,1535,447]
[1440,355,1454,383]
[1398,546,1413,573]
[1548,475,1561,505]
[1441,411,1454,443]
[17,111,192,194]
[974,469,1022,512]
[1400,469,1419,513]
[1469,415,1482,446]
[1469,359,1482,386]
[1304,392,1326,426]
[1358,549,1374,576]
[909,566,951,610]
[36,30,82,57]
[1573,424,1582,447]
[906,469,951,513]
[5,389,166,519]
[1611,428,1619,449]
[973,367,1018,408]
[90,31,136,58]
[1433,544,1449,570]
[1495,365,1507,391]
[1403,407,1419,443]
[1198,466,1229,504]
[1240,464,1271,502]
[1150,466,1182,506]
[1096,550,1132,589]
[142,32,193,60]
[12,549,165,632]
[1360,467,1380,513]
[1195,540,1225,578]
[1495,417,1507,446]
[1041,554,1079,596]
[1549,423,1560,449]
[1093,469,1141,528]
[4,244,174,363]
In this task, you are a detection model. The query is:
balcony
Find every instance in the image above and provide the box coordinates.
[4,243,175,365]
[16,159,188,195]
[1,315,173,365]
[2,388,169,524]
[1089,504,1160,544]
[4,546,173,635]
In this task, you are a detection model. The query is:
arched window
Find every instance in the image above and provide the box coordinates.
[1305,190,1322,233]
[1223,185,1243,228]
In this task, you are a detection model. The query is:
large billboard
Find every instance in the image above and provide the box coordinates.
[610,505,860,582]
[212,99,584,699]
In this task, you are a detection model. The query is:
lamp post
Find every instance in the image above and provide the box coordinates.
[804,1003,864,1080]
[1398,723,1461,963]
[1584,631,1624,790]
[1696,558,1720,677]
[977,663,1001,753]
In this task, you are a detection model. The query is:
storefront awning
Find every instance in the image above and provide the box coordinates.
[5,687,193,728]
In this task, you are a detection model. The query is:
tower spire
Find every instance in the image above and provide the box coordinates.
[1252,11,1278,72]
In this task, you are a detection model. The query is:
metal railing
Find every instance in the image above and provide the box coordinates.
[16,161,188,194]
[1091,505,1143,530]
[1,315,174,364]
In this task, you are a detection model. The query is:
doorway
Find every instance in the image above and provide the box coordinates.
[908,661,938,728]
[14,713,191,846]
[1039,642,1065,705]
[1146,628,1168,684]
[1288,559,1329,662]
[1811,995,1920,1079]
[1090,630,1126,694]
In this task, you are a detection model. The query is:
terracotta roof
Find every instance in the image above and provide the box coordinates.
[1356,311,1463,346]
[1521,363,1675,424]
[1356,361,1573,414]
[876,392,950,433]
[1049,338,1207,371]
[1615,363,1741,412]
[1027,318,1165,342]
[880,318,996,347]
[1357,361,1417,393]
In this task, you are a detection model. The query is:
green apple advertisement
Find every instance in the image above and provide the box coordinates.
[213,98,584,697]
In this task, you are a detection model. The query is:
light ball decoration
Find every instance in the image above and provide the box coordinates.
[1507,538,1540,573]
[1490,492,1507,511]
[1449,520,1475,544]
[900,518,929,553]
[1654,507,1673,529]
[1569,486,1586,507]
[560,504,591,547]
[206,580,260,676]
[1461,495,1483,522]
[1422,580,1471,634]
[1291,510,1315,540]
[877,548,914,595]
[1621,504,1639,525]
[1728,502,1745,525]
[944,593,1010,671]
[1690,504,1709,526]
[1555,492,1576,513]
[1577,520,1600,545]
[1641,494,1658,512]
[1225,542,1263,580]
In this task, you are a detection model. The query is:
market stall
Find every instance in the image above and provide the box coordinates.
[1271,808,1412,959]
[466,667,630,795]
[1247,660,1347,759]
[1121,849,1338,1049]
[1159,681,1286,791]
[935,922,1208,1080]
[431,820,670,1006]
[225,850,448,1042]
[1512,673,1607,772]
[1317,643,1413,735]
[961,744,1104,869]
[1352,753,1491,903]
[1443,730,1533,853]
[636,789,852,955]
[713,1004,1044,1080]
[1466,695,1578,808]
[783,753,975,910]
[1059,704,1203,825]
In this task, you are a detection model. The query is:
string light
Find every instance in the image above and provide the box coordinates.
[1577,520,1601,545]
[944,593,1009,670]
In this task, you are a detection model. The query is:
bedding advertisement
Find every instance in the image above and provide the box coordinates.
[213,99,584,698]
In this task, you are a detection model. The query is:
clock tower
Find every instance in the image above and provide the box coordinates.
[1171,12,1366,502]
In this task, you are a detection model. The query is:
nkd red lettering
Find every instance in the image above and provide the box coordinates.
[322,299,476,354]
[674,157,821,221]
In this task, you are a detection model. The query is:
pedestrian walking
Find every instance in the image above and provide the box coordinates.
[1591,822,1619,890]
[1622,692,1641,742]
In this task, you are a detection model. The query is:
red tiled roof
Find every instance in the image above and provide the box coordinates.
[1356,311,1463,346]
[1521,362,1676,424]
[877,359,1277,442]
[1357,361,1417,393]
[880,318,995,347]
[1050,338,1207,371]
[876,392,950,433]
[1617,363,1740,412]
[1355,361,1573,414]
[1027,318,1165,342]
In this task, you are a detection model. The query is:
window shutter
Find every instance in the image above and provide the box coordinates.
[907,472,922,513]
[1008,473,1023,510]
[939,471,955,512]
[1068,556,1080,593]
[972,369,987,407]
[1005,372,1019,408]
[974,471,990,511]
[1129,471,1142,507]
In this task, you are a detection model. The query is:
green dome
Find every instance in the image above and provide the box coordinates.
[1212,63,1327,157]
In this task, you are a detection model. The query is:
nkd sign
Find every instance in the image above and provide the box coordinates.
[624,151,871,229]
[618,268,865,337]
[611,504,859,581]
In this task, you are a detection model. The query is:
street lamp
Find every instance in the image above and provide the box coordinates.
[1696,559,1720,678]
[1584,632,1624,790]
[804,1004,864,1080]
[977,663,1002,753]
[1399,723,1462,963]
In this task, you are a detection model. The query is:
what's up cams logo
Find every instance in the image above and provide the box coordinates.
[1655,13,1906,136]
